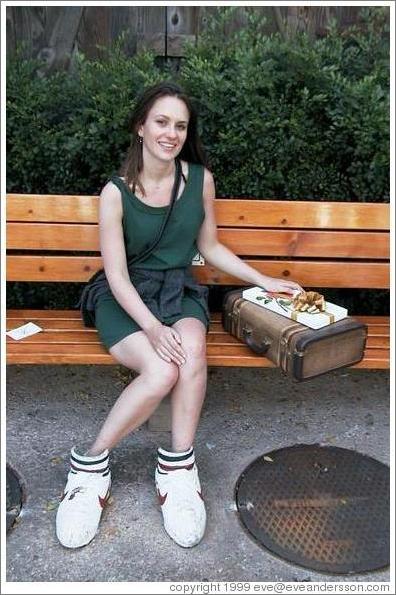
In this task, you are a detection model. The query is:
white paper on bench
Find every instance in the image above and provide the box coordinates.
[6,322,43,340]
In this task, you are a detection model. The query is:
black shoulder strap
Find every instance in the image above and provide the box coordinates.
[78,159,183,308]
[126,158,182,267]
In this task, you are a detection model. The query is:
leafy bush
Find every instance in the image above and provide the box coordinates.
[178,7,389,200]
[7,35,164,194]
[6,8,389,313]
[7,8,389,199]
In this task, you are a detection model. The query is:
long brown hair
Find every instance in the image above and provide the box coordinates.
[119,82,208,196]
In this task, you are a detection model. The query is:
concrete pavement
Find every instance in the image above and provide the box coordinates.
[6,364,391,584]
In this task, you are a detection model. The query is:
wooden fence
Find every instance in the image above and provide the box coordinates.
[7,5,367,75]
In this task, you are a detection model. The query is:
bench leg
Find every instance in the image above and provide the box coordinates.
[147,395,171,432]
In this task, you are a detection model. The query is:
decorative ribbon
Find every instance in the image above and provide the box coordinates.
[291,310,334,323]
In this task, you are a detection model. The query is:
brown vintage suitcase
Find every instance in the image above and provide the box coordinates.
[222,289,368,381]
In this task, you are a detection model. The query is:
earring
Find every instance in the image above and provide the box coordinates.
[138,136,143,144]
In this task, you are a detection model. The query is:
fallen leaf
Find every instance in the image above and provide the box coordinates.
[102,526,120,539]
[50,456,63,465]
[229,403,241,412]
[45,499,59,512]
[114,368,133,383]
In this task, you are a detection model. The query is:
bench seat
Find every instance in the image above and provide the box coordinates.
[6,310,390,369]
[6,195,390,370]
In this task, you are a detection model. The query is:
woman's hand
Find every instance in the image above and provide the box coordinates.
[146,322,186,366]
[258,276,304,296]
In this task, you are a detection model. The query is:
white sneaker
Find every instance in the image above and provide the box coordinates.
[155,449,206,548]
[56,447,111,548]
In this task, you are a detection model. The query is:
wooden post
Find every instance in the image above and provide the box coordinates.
[36,7,84,76]
[166,6,198,57]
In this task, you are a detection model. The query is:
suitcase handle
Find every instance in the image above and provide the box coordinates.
[242,327,271,355]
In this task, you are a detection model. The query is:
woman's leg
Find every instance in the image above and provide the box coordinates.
[168,318,207,452]
[88,331,179,455]
[154,317,207,548]
[56,330,179,549]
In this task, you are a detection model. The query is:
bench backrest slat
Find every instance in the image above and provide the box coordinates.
[214,200,390,230]
[6,194,390,291]
[6,223,390,259]
[6,195,99,223]
[7,195,390,230]
[6,255,389,288]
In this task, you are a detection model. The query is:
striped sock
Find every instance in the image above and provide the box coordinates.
[70,447,110,476]
[157,446,195,473]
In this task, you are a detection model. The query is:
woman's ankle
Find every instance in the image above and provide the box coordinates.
[85,445,109,457]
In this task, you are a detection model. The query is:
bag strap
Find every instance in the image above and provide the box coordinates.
[126,158,182,266]
[82,159,182,290]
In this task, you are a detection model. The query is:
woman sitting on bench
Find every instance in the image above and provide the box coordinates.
[55,81,302,549]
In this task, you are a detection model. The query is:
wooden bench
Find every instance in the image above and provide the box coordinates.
[6,194,390,370]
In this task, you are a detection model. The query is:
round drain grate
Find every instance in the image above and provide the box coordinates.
[235,444,389,574]
[6,464,24,533]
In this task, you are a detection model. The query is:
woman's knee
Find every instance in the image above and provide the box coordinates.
[182,337,207,372]
[179,341,207,380]
[141,359,179,394]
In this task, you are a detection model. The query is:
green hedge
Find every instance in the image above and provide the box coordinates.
[7,41,161,194]
[7,7,389,200]
[178,8,389,200]
[6,8,389,314]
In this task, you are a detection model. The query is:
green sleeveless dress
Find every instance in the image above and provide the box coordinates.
[95,162,208,350]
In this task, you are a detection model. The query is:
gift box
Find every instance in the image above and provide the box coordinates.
[242,287,348,330]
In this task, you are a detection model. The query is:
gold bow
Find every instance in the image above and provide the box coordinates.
[292,291,326,314]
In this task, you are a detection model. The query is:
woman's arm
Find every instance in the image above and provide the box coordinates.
[99,182,186,364]
[196,170,303,295]
[99,182,160,331]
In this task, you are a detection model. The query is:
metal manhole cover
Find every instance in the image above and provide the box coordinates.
[6,464,24,533]
[235,444,389,574]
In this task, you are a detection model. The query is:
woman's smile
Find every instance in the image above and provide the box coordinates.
[158,140,178,152]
